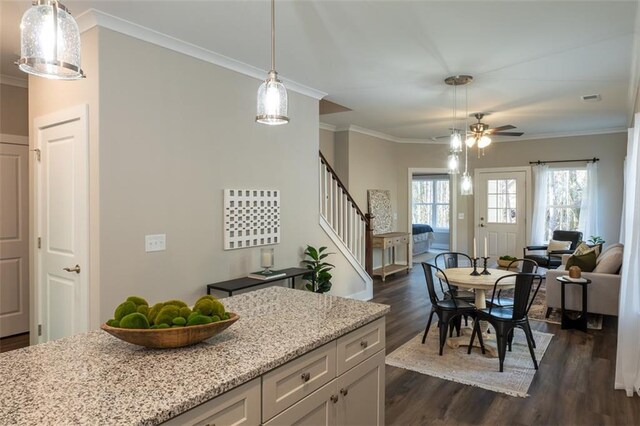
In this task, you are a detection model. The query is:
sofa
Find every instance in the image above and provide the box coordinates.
[545,243,624,317]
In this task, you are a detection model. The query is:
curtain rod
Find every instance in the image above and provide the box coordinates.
[529,157,599,165]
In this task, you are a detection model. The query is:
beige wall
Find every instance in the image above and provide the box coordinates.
[319,128,335,166]
[1,84,28,136]
[338,130,626,262]
[29,28,368,326]
[334,130,349,185]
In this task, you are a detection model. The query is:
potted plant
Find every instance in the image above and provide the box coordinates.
[588,236,605,245]
[302,245,334,293]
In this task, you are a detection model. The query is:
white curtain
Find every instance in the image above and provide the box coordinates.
[615,117,640,397]
[578,161,599,239]
[530,164,549,245]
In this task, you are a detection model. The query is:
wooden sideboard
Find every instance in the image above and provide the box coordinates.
[371,232,410,281]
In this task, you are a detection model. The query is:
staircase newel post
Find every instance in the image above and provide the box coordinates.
[365,213,374,275]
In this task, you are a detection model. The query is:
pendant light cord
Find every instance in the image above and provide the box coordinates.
[271,0,276,72]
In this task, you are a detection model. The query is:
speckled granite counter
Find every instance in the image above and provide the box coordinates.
[0,287,389,425]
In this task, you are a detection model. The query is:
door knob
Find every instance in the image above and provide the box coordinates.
[63,264,81,274]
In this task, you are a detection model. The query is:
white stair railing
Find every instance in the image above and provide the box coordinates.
[318,152,372,276]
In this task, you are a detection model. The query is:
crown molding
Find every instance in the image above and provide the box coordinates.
[0,75,28,88]
[490,127,627,143]
[319,122,337,132]
[340,125,446,145]
[74,9,327,100]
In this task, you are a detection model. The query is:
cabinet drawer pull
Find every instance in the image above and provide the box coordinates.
[301,372,311,382]
[360,340,368,349]
[330,394,339,403]
[340,388,348,396]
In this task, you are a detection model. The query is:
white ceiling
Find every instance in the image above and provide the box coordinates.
[2,1,639,142]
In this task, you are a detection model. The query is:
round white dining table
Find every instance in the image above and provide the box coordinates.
[435,267,517,356]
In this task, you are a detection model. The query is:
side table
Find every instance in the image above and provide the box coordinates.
[557,276,592,332]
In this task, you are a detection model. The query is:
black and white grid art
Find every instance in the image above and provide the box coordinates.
[223,189,280,250]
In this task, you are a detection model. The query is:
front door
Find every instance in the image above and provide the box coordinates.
[35,106,89,342]
[474,168,531,259]
[0,141,30,337]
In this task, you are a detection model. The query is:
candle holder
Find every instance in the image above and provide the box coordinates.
[260,248,274,274]
[481,257,491,275]
[470,258,481,276]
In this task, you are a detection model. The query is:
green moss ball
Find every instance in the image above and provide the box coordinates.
[155,305,180,326]
[126,296,148,307]
[163,299,188,308]
[137,305,149,317]
[155,323,170,329]
[193,299,214,316]
[223,312,231,320]
[210,300,225,318]
[114,301,137,321]
[179,307,192,319]
[211,315,220,322]
[195,295,216,305]
[187,315,213,326]
[106,319,120,327]
[119,312,150,329]
[172,317,187,326]
[148,303,164,325]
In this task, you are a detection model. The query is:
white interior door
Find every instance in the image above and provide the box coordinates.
[0,142,30,337]
[474,168,531,258]
[35,107,89,342]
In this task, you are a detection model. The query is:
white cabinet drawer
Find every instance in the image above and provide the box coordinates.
[263,380,338,426]
[162,378,261,426]
[336,317,385,375]
[262,341,337,422]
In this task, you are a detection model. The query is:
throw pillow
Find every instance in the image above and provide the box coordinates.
[573,242,600,258]
[593,245,624,274]
[547,239,572,254]
[565,251,597,272]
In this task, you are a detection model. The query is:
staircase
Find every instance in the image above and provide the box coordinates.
[318,151,373,288]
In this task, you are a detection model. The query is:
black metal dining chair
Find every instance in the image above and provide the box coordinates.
[489,259,540,308]
[421,262,477,356]
[433,252,476,303]
[468,272,544,372]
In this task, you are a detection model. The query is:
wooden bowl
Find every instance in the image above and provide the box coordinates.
[497,259,513,268]
[101,313,239,349]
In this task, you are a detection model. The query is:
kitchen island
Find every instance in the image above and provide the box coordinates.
[0,287,389,425]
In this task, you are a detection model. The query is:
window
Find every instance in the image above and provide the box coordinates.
[412,177,449,229]
[487,179,517,224]
[545,168,587,241]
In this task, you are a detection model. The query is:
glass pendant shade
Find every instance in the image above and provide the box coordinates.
[478,135,492,149]
[256,71,289,125]
[447,153,459,174]
[18,0,84,80]
[450,132,462,152]
[460,172,473,195]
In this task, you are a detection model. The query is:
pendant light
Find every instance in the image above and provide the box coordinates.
[256,0,289,125]
[460,76,473,195]
[18,0,84,80]
[444,75,473,178]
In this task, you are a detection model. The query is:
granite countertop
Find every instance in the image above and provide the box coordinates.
[0,287,389,425]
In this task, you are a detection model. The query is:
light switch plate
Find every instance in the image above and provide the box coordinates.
[458,213,464,220]
[145,234,166,252]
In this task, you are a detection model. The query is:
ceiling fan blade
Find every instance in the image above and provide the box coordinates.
[487,125,516,133]
[433,135,451,139]
[491,131,524,137]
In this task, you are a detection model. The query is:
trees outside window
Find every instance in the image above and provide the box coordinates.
[545,168,587,240]
[412,177,449,229]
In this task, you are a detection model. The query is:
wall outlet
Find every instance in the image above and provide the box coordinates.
[458,213,464,220]
[145,234,166,252]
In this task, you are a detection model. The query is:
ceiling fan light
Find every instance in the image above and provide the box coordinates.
[460,172,473,196]
[450,132,462,152]
[478,135,492,149]
[465,136,476,148]
[18,0,84,80]
[256,71,289,125]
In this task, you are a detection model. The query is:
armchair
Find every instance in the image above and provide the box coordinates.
[523,230,583,269]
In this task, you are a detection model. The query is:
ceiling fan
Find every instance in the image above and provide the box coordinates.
[433,112,524,147]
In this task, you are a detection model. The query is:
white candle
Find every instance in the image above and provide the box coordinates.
[473,238,477,258]
[261,249,274,268]
[484,237,488,258]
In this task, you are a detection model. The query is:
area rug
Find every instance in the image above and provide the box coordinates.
[386,328,554,397]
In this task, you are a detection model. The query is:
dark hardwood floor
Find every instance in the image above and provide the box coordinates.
[0,332,29,353]
[373,265,639,426]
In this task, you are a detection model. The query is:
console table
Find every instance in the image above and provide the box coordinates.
[207,267,308,296]
[371,232,411,281]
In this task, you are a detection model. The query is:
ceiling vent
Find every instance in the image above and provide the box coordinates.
[581,94,601,102]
